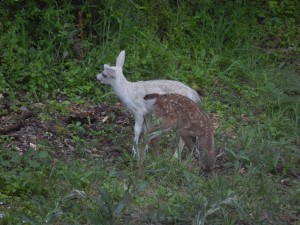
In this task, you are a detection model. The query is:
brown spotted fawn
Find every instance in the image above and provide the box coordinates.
[144,93,216,172]
[96,50,200,159]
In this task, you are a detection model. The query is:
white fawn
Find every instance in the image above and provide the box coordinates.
[144,93,216,172]
[96,50,200,159]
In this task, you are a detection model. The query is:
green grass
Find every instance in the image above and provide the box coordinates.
[1,139,298,224]
[1,0,300,224]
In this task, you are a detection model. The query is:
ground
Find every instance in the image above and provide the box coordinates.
[0,93,299,225]
[0,93,134,161]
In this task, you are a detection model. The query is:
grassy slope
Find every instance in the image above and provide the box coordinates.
[0,1,299,224]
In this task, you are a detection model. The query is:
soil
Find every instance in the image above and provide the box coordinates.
[0,93,134,160]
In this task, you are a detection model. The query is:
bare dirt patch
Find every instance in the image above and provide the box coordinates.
[0,94,134,160]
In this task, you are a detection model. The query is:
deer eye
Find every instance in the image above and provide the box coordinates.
[102,73,107,78]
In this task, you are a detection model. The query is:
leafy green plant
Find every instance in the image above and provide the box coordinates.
[67,121,86,135]
[224,147,251,171]
[95,181,148,224]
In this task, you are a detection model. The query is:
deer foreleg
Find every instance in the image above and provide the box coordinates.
[133,114,145,160]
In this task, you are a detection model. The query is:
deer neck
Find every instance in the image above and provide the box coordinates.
[111,74,132,103]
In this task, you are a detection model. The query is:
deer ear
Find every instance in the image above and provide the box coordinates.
[116,50,125,68]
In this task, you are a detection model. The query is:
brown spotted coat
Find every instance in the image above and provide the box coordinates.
[144,93,216,171]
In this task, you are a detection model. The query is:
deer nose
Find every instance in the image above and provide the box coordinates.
[96,73,102,81]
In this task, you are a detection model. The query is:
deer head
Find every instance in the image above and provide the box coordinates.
[96,50,125,85]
